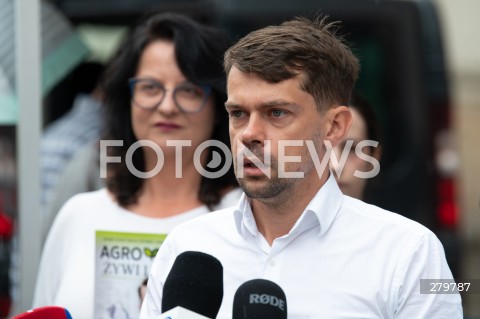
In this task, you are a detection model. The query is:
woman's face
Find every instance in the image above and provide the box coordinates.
[331,107,372,199]
[131,40,216,158]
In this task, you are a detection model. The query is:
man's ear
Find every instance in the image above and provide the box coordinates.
[325,105,352,147]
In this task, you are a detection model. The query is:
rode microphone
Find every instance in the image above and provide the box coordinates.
[232,279,287,319]
[12,306,72,319]
[162,251,223,318]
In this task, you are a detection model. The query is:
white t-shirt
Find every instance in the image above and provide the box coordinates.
[140,175,462,319]
[33,187,242,319]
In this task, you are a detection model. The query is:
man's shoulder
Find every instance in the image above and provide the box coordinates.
[175,206,236,231]
[167,206,237,243]
[341,195,434,238]
[163,206,239,255]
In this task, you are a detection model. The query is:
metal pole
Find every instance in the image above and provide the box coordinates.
[14,0,42,313]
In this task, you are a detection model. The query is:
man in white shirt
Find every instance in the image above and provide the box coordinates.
[140,16,462,318]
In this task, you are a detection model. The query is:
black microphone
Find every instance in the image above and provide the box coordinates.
[232,279,287,319]
[162,251,223,318]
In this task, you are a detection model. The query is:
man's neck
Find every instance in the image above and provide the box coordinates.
[250,173,329,245]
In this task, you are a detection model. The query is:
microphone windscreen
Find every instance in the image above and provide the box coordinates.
[12,306,72,319]
[162,251,223,318]
[232,279,287,319]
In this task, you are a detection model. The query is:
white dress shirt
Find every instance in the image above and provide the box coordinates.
[140,175,462,319]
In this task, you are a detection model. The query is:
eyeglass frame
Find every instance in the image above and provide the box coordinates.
[128,77,212,113]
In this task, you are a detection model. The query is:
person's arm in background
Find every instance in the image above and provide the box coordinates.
[43,143,103,243]
[33,200,75,307]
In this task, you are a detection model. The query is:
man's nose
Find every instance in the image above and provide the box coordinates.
[240,114,265,145]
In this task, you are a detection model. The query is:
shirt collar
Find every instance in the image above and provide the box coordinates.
[233,173,344,239]
[303,172,344,237]
[233,193,258,237]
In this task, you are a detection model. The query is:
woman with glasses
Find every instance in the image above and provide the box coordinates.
[33,12,240,319]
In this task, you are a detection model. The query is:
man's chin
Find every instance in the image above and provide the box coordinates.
[238,181,283,199]
[239,184,260,198]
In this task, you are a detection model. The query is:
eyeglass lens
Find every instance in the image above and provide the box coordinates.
[131,79,209,112]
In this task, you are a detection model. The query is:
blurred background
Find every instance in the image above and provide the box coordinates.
[0,0,479,317]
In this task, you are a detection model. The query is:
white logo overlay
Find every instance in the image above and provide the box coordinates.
[99,139,380,179]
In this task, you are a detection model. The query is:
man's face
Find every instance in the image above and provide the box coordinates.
[225,66,332,200]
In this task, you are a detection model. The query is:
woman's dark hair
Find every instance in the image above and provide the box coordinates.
[102,12,236,208]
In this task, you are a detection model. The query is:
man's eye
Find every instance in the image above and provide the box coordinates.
[271,109,285,117]
[230,110,243,118]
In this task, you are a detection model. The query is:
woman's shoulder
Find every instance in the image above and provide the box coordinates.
[63,188,109,206]
[44,189,111,241]
[55,188,113,220]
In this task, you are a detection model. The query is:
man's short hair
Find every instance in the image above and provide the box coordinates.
[224,15,360,111]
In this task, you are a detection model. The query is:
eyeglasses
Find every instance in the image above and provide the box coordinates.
[128,78,212,113]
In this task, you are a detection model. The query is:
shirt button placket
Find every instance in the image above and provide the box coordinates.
[269,257,277,267]
[263,253,282,282]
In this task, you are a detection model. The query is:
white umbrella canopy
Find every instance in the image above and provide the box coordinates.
[0,0,90,124]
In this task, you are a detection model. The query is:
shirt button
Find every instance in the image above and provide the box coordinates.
[270,258,277,266]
